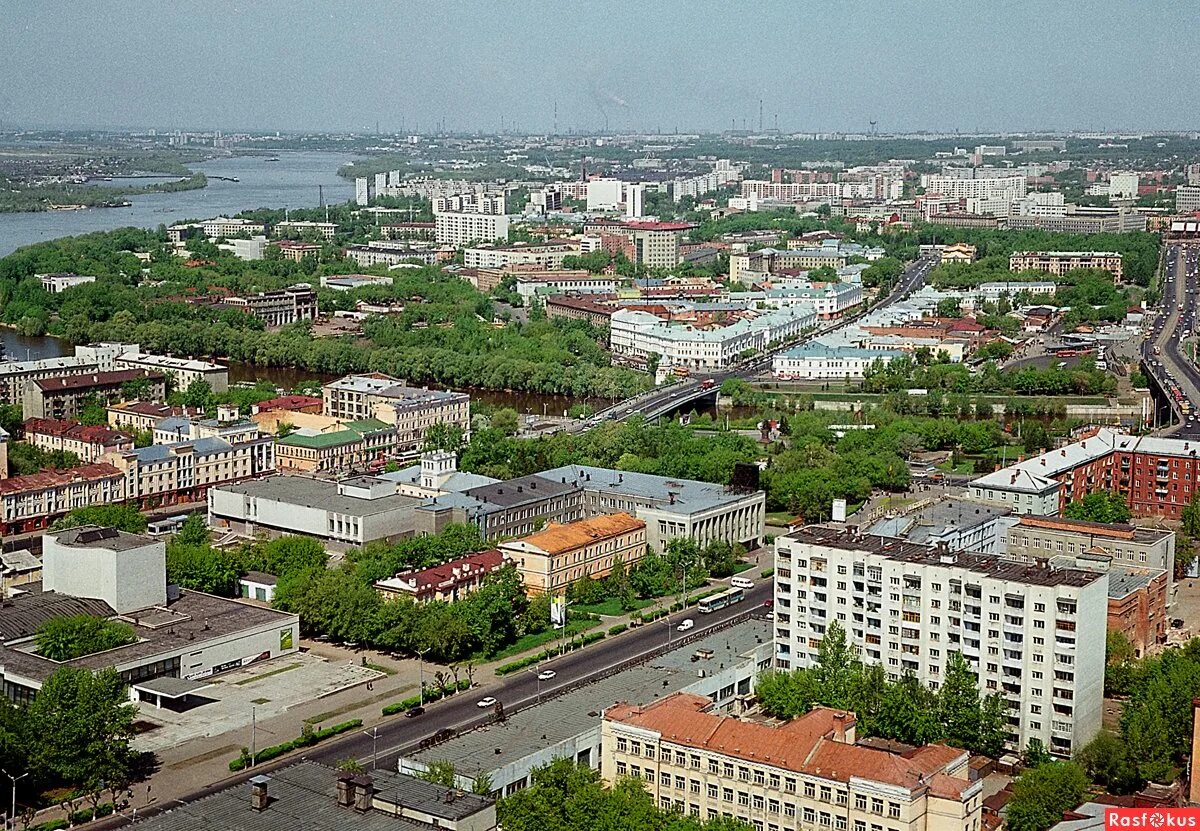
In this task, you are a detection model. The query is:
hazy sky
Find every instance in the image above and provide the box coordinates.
[1,0,1196,135]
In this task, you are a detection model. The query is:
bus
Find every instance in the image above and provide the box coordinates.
[698,587,745,614]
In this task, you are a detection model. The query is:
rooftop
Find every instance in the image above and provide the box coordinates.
[125,437,241,463]
[464,475,578,509]
[51,525,155,552]
[212,476,419,519]
[785,526,1107,589]
[1015,515,1173,544]
[540,465,761,514]
[505,513,644,554]
[33,369,163,392]
[375,549,506,594]
[378,464,498,493]
[23,418,132,445]
[0,463,122,495]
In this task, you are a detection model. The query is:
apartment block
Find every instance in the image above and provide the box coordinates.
[774,527,1107,757]
[1005,515,1174,591]
[434,211,509,247]
[499,512,647,594]
[111,352,229,393]
[22,418,134,463]
[375,549,508,603]
[0,463,126,534]
[462,241,578,270]
[602,693,982,831]
[321,374,470,451]
[0,355,115,409]
[599,221,694,269]
[273,220,337,240]
[221,284,317,327]
[24,370,167,420]
[275,418,397,473]
[1009,251,1123,282]
[104,435,275,508]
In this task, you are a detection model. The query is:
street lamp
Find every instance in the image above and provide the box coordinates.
[363,727,382,770]
[523,667,543,703]
[1,770,27,831]
[417,649,430,706]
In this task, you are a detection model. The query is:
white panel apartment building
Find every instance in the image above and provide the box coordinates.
[774,527,1107,757]
[920,175,1027,201]
[433,211,510,247]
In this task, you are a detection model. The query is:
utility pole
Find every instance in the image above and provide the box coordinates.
[362,727,382,770]
[417,649,429,705]
[1,770,27,831]
[250,706,257,766]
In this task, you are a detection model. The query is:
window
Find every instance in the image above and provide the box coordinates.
[708,784,719,799]
[660,772,671,786]
[820,786,832,802]
[805,782,816,798]
[675,776,685,789]
[631,741,641,755]
[889,803,901,819]
[739,766,751,781]
[785,778,797,794]
[856,795,868,811]
[616,761,627,776]
[872,799,884,815]
[739,792,750,807]
[617,737,628,752]
[723,788,734,803]
[691,779,701,794]
[710,759,720,774]
[675,751,686,766]
[804,808,816,824]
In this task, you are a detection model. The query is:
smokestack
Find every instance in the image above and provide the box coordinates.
[250,775,270,812]
[352,776,374,812]
[336,774,354,807]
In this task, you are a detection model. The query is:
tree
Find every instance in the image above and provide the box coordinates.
[936,297,962,318]
[755,669,821,719]
[423,422,465,454]
[1062,492,1132,524]
[1105,630,1137,696]
[418,760,458,787]
[1021,738,1051,769]
[1005,761,1088,831]
[78,396,108,426]
[1076,731,1143,795]
[813,621,858,709]
[36,615,136,661]
[938,652,982,751]
[120,377,156,401]
[873,672,942,745]
[491,408,520,436]
[1183,492,1200,540]
[52,503,147,533]
[27,668,135,788]
[977,693,1008,758]
[174,514,211,547]
[471,771,493,796]
[181,379,213,409]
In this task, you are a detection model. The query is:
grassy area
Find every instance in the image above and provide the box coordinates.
[484,619,598,663]
[765,511,797,526]
[936,460,976,474]
[574,597,655,617]
[732,561,755,574]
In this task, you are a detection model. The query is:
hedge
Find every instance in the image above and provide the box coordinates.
[607,623,628,636]
[382,679,471,715]
[760,568,775,579]
[229,718,363,771]
[495,631,608,675]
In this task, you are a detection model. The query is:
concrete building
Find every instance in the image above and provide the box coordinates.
[0,463,126,535]
[1108,171,1139,200]
[499,513,647,595]
[107,402,205,433]
[603,693,982,831]
[413,475,584,540]
[1004,515,1175,589]
[600,221,694,270]
[1009,251,1123,282]
[320,274,393,291]
[321,374,470,451]
[775,527,1108,756]
[0,355,116,409]
[586,178,625,211]
[38,272,95,293]
[540,465,766,554]
[24,369,167,420]
[969,428,1200,520]
[772,344,903,381]
[0,525,299,700]
[208,475,420,549]
[864,498,1017,556]
[379,451,498,499]
[111,351,229,394]
[375,549,508,603]
[1005,209,1147,234]
[343,245,438,269]
[22,418,134,462]
[462,242,577,270]
[274,419,397,474]
[434,211,509,247]
[1176,185,1200,214]
[221,284,317,327]
[273,220,337,240]
[275,241,324,262]
[127,763,496,831]
[921,174,1026,202]
[514,271,617,303]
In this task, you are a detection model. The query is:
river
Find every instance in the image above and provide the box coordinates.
[0,151,357,257]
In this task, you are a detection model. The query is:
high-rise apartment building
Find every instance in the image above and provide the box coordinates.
[774,527,1107,757]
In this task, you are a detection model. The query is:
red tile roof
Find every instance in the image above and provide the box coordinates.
[253,395,323,412]
[33,369,163,392]
[0,463,122,495]
[387,550,507,595]
[23,418,133,447]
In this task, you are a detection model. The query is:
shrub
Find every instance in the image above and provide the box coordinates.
[229,719,363,770]
[607,624,628,636]
[760,568,775,579]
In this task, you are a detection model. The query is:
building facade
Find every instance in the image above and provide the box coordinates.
[434,211,510,247]
[25,370,167,420]
[375,549,508,603]
[321,374,470,451]
[222,284,317,327]
[22,418,134,463]
[499,513,647,594]
[775,528,1108,757]
[112,352,229,393]
[1009,251,1124,282]
[104,435,275,508]
[0,463,126,534]
[274,419,397,473]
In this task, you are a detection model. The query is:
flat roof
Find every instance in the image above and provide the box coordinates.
[540,465,762,514]
[464,475,578,509]
[786,526,1106,589]
[213,476,419,519]
[50,525,156,552]
[132,676,211,698]
[408,618,770,778]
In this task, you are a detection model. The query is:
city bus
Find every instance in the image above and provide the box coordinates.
[698,587,745,614]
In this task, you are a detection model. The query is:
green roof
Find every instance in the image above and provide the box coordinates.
[277,429,363,450]
[343,418,392,434]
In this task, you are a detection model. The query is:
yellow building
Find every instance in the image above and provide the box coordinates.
[498,512,646,595]
[939,243,977,263]
[603,693,983,831]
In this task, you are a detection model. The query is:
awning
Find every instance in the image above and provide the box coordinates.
[131,676,212,699]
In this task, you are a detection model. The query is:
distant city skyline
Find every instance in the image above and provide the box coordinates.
[2,0,1198,135]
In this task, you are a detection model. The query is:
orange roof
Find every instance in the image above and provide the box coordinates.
[515,512,644,555]
[605,694,969,795]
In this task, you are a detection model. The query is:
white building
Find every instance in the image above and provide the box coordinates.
[772,344,903,381]
[462,241,578,270]
[1176,185,1200,214]
[38,273,95,293]
[586,178,624,211]
[625,183,645,218]
[774,527,1108,757]
[1108,171,1139,201]
[433,211,509,247]
[921,175,1027,202]
[273,220,337,240]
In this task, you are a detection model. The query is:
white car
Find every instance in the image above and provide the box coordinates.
[537,670,556,681]
[677,618,695,632]
[477,696,497,708]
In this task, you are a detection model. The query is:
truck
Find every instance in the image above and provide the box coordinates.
[700,379,715,390]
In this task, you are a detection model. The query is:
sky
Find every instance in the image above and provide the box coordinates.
[1,0,1197,135]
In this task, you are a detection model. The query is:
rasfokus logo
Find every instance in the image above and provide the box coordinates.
[1107,809,1200,829]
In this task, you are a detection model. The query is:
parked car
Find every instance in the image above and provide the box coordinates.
[537,670,556,680]
[477,696,497,708]
[405,706,425,718]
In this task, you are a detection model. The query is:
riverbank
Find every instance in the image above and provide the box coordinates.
[0,172,208,214]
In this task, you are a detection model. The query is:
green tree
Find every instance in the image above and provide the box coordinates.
[120,376,156,401]
[1062,492,1132,524]
[52,503,148,533]
[471,771,494,796]
[175,514,211,547]
[1005,761,1088,831]
[491,408,520,436]
[813,621,859,709]
[35,615,136,661]
[873,672,942,745]
[181,379,214,409]
[1105,630,1138,696]
[936,296,962,318]
[1182,492,1200,540]
[938,652,982,751]
[1075,731,1143,795]
[27,668,135,788]
[78,396,108,426]
[1021,738,1051,769]
[423,422,466,454]
[418,760,458,787]
[977,693,1008,758]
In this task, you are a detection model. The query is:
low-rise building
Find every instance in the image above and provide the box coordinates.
[1104,566,1168,657]
[375,549,508,602]
[0,355,114,409]
[24,369,168,420]
[209,475,420,549]
[602,693,982,831]
[251,394,323,415]
[1009,251,1124,282]
[343,244,438,269]
[273,220,337,240]
[320,273,393,291]
[462,241,578,270]
[221,284,317,327]
[540,465,766,553]
[0,463,126,535]
[413,475,585,540]
[104,435,275,508]
[107,402,205,433]
[500,513,647,595]
[22,418,134,462]
[772,344,903,381]
[111,351,229,393]
[274,418,397,474]
[322,374,470,451]
[514,270,617,303]
[38,272,95,293]
[274,241,324,262]
[864,498,1017,556]
[940,242,977,263]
